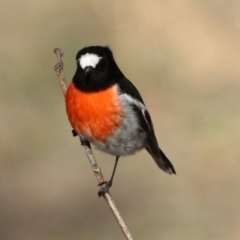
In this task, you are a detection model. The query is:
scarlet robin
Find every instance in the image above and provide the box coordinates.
[65,46,176,197]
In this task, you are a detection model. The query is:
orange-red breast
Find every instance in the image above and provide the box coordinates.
[65,46,176,196]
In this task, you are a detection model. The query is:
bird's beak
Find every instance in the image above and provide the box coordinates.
[84,66,94,77]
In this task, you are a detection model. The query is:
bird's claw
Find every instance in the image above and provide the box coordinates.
[98,181,112,197]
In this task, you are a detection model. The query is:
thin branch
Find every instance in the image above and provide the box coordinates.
[53,48,133,240]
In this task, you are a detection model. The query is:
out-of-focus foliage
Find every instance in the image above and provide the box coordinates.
[1,1,240,239]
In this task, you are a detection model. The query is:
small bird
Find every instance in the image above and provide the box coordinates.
[65,46,176,197]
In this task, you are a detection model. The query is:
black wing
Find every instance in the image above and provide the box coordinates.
[117,77,145,104]
[118,77,176,174]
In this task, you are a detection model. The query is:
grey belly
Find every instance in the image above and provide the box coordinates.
[92,114,147,156]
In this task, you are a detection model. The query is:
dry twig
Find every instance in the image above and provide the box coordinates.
[53,48,133,240]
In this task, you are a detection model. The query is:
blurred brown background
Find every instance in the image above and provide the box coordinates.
[1,0,240,239]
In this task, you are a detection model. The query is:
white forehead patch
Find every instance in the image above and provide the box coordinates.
[79,53,102,69]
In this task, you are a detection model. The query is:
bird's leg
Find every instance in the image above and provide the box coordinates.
[98,156,119,197]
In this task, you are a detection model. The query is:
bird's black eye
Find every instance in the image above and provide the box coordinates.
[96,58,107,71]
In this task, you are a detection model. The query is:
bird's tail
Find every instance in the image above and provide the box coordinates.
[146,146,176,175]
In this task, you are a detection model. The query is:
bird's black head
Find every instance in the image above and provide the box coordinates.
[73,46,124,92]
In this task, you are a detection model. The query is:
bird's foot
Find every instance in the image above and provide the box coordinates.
[98,180,112,197]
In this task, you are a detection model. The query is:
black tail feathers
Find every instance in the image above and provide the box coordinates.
[158,148,176,174]
[146,146,176,175]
